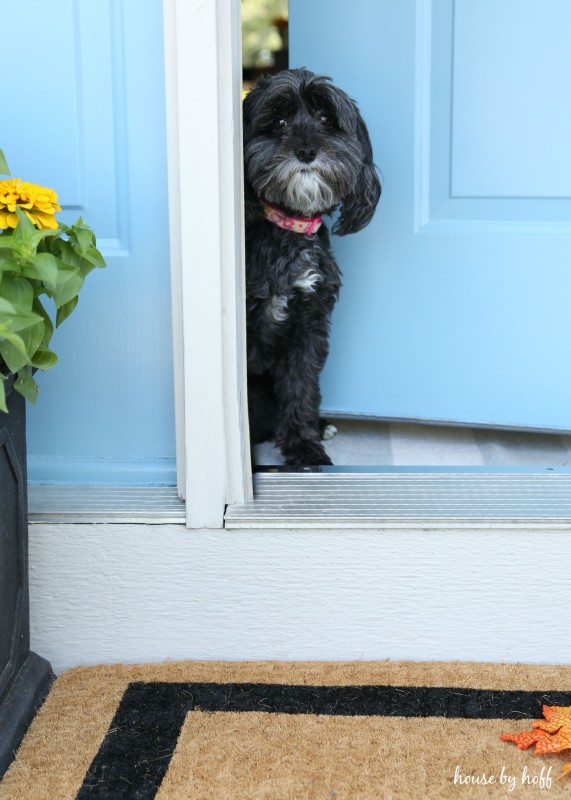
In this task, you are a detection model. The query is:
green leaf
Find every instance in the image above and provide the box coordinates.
[71,225,93,256]
[33,298,54,346]
[0,336,30,373]
[0,307,43,334]
[19,317,45,363]
[21,252,59,289]
[0,296,17,316]
[14,367,38,404]
[54,265,84,309]
[35,226,63,240]
[82,244,106,269]
[0,326,28,355]
[12,206,37,251]
[56,295,78,327]
[0,256,23,277]
[0,148,9,176]
[0,236,18,251]
[0,276,34,310]
[0,376,6,413]
[31,344,58,370]
[53,238,82,269]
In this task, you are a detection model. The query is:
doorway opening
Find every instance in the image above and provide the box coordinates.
[242,0,288,93]
[240,0,571,475]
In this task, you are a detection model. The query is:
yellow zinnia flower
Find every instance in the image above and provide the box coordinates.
[0,178,61,230]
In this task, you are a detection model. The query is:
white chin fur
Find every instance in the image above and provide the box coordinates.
[268,161,337,216]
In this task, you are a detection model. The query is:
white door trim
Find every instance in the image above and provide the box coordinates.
[163,0,251,528]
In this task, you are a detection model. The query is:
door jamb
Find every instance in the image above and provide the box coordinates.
[163,0,252,528]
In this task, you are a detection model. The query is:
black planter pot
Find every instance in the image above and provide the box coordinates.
[0,378,54,777]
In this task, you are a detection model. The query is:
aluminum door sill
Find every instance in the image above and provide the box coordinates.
[224,468,571,529]
[28,485,185,525]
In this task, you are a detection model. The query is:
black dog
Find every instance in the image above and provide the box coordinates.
[243,69,381,466]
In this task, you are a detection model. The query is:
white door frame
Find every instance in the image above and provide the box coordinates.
[162,0,251,528]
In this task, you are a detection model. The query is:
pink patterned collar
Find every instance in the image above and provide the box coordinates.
[263,202,323,236]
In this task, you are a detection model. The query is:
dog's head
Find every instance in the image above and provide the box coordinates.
[243,69,381,235]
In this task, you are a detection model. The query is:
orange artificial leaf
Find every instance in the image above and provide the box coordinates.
[533,728,571,755]
[501,705,571,778]
[500,729,552,750]
[535,705,571,734]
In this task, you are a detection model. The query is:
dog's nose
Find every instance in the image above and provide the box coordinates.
[295,146,317,164]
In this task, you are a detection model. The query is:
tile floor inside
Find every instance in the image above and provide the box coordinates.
[253,420,571,467]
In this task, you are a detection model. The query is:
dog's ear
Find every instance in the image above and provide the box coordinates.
[242,80,271,224]
[243,182,261,225]
[333,108,381,236]
[242,77,271,136]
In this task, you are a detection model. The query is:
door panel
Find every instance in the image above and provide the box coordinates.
[3,0,175,482]
[451,0,571,199]
[290,0,571,431]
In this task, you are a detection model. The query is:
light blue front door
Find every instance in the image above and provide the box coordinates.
[3,1,174,482]
[291,0,571,432]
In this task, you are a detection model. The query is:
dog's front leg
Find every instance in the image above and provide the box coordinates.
[273,342,333,466]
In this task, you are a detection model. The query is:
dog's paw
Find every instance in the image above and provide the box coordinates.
[319,418,338,441]
[284,440,333,466]
[322,423,337,441]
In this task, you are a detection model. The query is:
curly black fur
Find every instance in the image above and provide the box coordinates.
[244,69,381,465]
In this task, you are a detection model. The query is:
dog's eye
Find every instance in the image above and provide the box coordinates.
[276,118,288,129]
[318,113,332,126]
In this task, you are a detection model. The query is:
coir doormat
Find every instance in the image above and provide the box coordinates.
[1,660,570,799]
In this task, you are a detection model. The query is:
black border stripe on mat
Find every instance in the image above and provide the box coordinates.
[77,681,571,799]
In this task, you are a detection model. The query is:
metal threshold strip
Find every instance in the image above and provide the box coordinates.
[28,485,185,524]
[224,467,571,529]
